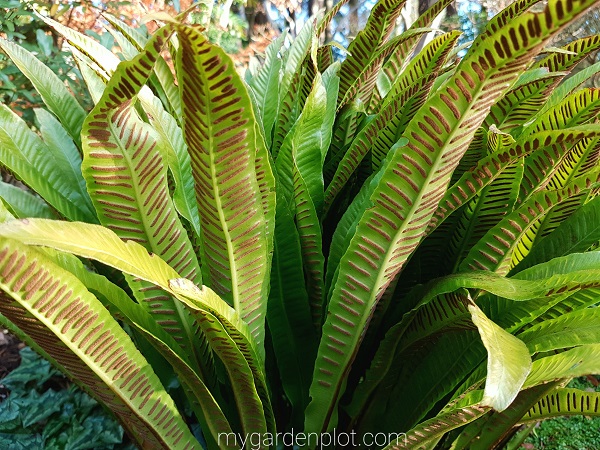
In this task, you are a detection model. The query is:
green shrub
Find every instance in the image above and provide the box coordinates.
[0,0,93,124]
[2,1,600,449]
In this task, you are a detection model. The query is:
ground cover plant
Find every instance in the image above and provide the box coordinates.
[0,346,134,450]
[3,0,600,448]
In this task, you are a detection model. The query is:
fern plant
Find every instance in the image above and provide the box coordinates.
[2,1,600,449]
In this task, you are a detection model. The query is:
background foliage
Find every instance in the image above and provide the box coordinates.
[0,347,134,450]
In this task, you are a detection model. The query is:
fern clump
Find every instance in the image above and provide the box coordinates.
[2,1,600,449]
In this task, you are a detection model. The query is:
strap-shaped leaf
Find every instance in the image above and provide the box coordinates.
[271,48,322,158]
[378,0,455,93]
[253,122,277,264]
[168,279,274,434]
[0,219,258,351]
[519,88,600,156]
[522,387,600,422]
[0,237,200,449]
[337,30,432,111]
[40,248,231,448]
[0,219,267,435]
[524,344,600,389]
[522,129,600,203]
[484,73,562,132]
[518,193,591,261]
[371,27,441,111]
[548,135,600,189]
[323,107,365,186]
[323,110,398,213]
[280,19,315,104]
[105,21,140,60]
[307,0,598,434]
[324,32,460,212]
[188,310,270,441]
[461,172,600,274]
[133,326,236,449]
[451,382,560,450]
[515,195,600,272]
[39,14,119,79]
[71,41,201,240]
[367,331,483,433]
[316,45,335,74]
[484,42,593,133]
[0,219,181,287]
[445,158,523,272]
[103,12,148,48]
[380,31,460,111]
[518,307,600,354]
[449,128,487,186]
[534,35,600,72]
[176,24,272,348]
[0,105,97,223]
[508,253,600,334]
[520,89,600,201]
[369,302,560,433]
[469,301,531,411]
[103,13,182,120]
[0,38,87,147]
[534,60,600,123]
[138,90,202,238]
[77,56,107,104]
[276,67,337,325]
[82,27,203,361]
[248,33,286,149]
[337,0,406,104]
[316,0,350,37]
[466,0,542,54]
[269,207,316,426]
[0,181,56,220]
[429,127,600,234]
[34,108,86,198]
[376,254,600,432]
[349,251,600,422]
[524,132,600,245]
[271,67,305,157]
[342,305,461,417]
[382,399,489,449]
[527,286,600,332]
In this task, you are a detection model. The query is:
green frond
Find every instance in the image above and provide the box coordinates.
[451,383,560,450]
[324,32,460,213]
[0,182,56,220]
[518,307,600,354]
[0,105,96,223]
[81,27,203,364]
[379,0,456,91]
[461,172,600,274]
[337,0,407,105]
[522,387,600,422]
[0,236,200,449]
[524,344,600,388]
[382,396,489,449]
[307,0,598,434]
[0,38,87,147]
[176,24,273,350]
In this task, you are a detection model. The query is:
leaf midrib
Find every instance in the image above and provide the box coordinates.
[200,71,242,314]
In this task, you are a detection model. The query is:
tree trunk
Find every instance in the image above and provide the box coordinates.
[348,0,360,37]
[404,0,449,55]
